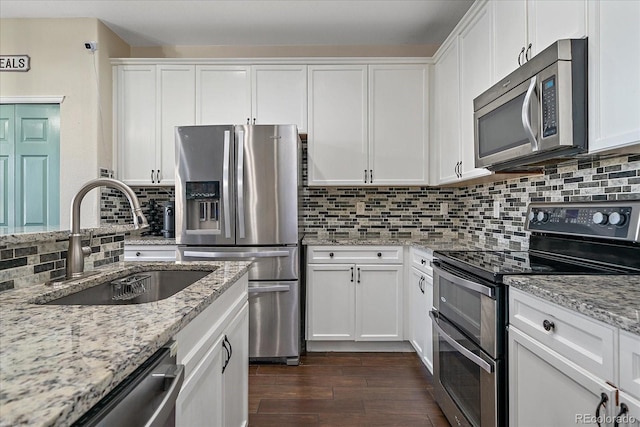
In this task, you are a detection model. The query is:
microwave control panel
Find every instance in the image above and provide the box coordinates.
[541,76,557,138]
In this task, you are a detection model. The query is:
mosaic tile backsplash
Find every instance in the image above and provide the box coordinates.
[100,152,640,252]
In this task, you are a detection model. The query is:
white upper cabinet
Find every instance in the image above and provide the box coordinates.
[307,63,429,186]
[587,0,640,154]
[116,64,195,186]
[369,64,428,185]
[307,65,369,186]
[251,65,307,132]
[196,66,252,125]
[492,0,586,83]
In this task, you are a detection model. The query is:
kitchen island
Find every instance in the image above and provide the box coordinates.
[0,260,251,427]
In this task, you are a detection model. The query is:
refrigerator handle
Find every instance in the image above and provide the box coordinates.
[223,130,232,239]
[237,130,246,239]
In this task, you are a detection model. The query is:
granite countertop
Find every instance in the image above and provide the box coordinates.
[0,225,139,245]
[0,260,251,427]
[125,236,176,245]
[505,275,640,335]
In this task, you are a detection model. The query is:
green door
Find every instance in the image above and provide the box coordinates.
[0,105,15,227]
[0,104,60,228]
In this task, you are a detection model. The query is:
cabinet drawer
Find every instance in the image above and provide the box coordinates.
[124,245,177,261]
[509,288,617,382]
[620,330,640,400]
[410,247,433,276]
[307,246,403,264]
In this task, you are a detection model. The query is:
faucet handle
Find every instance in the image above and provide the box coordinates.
[82,246,92,257]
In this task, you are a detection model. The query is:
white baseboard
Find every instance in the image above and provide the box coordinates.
[306,340,414,352]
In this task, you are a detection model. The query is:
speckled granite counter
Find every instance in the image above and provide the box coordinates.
[125,236,176,245]
[0,224,139,245]
[505,275,640,335]
[0,260,251,427]
[302,233,502,255]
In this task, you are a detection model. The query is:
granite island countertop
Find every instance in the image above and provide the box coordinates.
[0,260,251,427]
[505,275,640,335]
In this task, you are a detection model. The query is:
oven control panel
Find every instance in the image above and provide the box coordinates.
[526,202,640,242]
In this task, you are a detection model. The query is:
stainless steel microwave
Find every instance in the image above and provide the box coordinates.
[474,38,587,171]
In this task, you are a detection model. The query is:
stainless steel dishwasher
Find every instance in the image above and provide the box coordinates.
[72,342,184,427]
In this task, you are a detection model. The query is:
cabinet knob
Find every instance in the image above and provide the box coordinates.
[377,252,382,258]
[136,251,141,256]
[421,259,426,265]
[542,319,555,332]
[329,252,334,258]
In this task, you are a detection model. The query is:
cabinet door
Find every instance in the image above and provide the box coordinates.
[492,0,527,81]
[158,65,195,185]
[459,4,493,181]
[408,267,426,356]
[222,302,248,427]
[307,264,355,340]
[618,392,640,427]
[196,66,251,125]
[434,39,462,184]
[252,65,307,132]
[307,65,368,186]
[422,273,433,373]
[0,105,14,227]
[527,0,586,57]
[356,264,403,341]
[176,334,224,427]
[587,0,640,153]
[509,326,617,427]
[369,64,428,185]
[116,65,157,185]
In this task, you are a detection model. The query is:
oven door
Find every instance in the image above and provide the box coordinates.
[430,310,499,427]
[432,262,500,358]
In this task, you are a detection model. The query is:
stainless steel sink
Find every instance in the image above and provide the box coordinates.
[44,270,212,305]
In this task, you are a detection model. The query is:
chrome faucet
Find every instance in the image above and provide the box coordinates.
[66,178,149,279]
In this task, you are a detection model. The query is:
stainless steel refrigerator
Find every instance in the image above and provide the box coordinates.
[175,124,301,365]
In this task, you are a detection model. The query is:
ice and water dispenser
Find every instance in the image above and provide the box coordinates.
[185,181,221,233]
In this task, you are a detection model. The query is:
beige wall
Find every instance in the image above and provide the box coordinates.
[130,44,438,58]
[0,18,129,229]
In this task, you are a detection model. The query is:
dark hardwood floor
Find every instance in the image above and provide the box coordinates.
[249,352,449,426]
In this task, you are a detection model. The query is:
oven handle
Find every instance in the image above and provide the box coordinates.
[430,310,494,374]
[432,264,494,298]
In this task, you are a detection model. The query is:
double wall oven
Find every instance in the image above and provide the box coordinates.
[431,201,640,427]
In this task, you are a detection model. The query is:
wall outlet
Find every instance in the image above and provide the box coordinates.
[493,200,500,218]
[356,201,365,215]
[440,202,448,215]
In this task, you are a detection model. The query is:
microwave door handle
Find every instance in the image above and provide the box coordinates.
[223,130,232,239]
[430,311,494,374]
[522,76,539,152]
[237,129,245,239]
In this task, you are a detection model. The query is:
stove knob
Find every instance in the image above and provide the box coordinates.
[609,212,626,226]
[528,211,536,222]
[592,212,608,225]
[536,211,549,223]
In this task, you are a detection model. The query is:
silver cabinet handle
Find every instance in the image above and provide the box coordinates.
[146,364,184,427]
[156,169,161,183]
[370,169,373,183]
[522,76,539,152]
[357,267,361,283]
[150,170,155,183]
[222,130,231,238]
[237,129,246,239]
[518,46,525,66]
[525,43,532,61]
[364,169,368,183]
[351,266,354,282]
[430,311,494,374]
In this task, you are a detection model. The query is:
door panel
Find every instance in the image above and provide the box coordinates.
[307,264,355,340]
[0,105,15,227]
[196,66,251,125]
[235,125,299,245]
[14,104,59,227]
[356,264,403,340]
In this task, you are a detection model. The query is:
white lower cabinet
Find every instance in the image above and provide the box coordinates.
[176,273,248,427]
[509,287,640,427]
[509,326,617,427]
[407,247,433,373]
[306,246,403,343]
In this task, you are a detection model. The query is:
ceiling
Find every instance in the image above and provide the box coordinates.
[0,0,474,47]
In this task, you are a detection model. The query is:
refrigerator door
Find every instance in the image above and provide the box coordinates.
[235,125,299,245]
[175,125,236,245]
